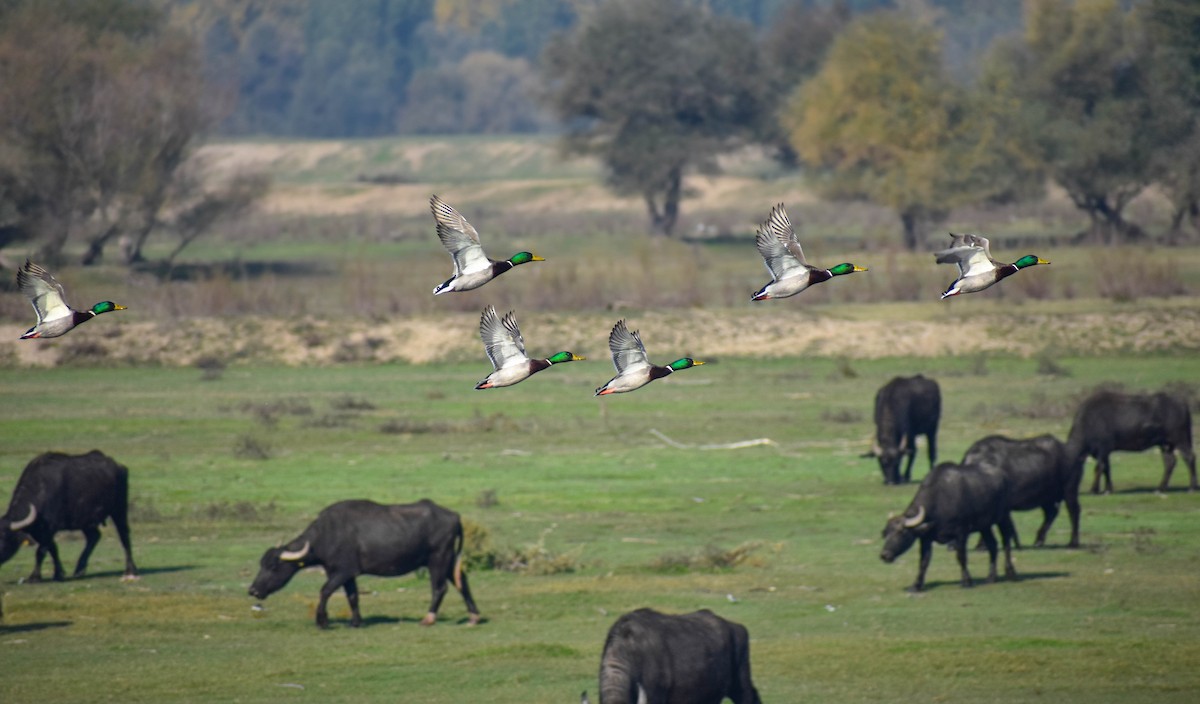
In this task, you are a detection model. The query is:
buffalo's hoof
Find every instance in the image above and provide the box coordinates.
[420,613,437,627]
[467,613,481,626]
[905,584,924,593]
[120,573,141,582]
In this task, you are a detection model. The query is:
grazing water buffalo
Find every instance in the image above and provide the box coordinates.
[582,608,761,704]
[881,461,1017,592]
[0,451,138,582]
[962,434,1083,548]
[248,499,480,628]
[864,375,941,484]
[1066,390,1197,494]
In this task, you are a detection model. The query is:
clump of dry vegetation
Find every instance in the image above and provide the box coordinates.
[650,541,770,573]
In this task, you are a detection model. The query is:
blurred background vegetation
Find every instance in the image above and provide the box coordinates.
[0,0,1197,286]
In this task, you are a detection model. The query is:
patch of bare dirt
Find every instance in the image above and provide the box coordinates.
[3,306,1196,368]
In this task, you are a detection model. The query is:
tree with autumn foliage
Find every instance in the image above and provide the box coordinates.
[783,11,1037,250]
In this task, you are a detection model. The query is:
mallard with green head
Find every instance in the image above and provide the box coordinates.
[594,319,703,396]
[476,306,584,389]
[430,195,544,295]
[935,233,1049,299]
[17,260,125,339]
[752,203,867,301]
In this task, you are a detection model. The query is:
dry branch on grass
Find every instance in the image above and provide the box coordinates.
[649,428,777,451]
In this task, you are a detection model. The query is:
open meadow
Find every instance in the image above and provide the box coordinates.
[2,136,1200,702]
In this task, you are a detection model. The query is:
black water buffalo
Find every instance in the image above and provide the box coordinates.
[0,450,138,582]
[962,434,1083,548]
[865,375,940,484]
[880,461,1017,592]
[1066,390,1197,494]
[581,608,761,704]
[248,499,480,628]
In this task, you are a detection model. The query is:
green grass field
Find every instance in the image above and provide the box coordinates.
[2,355,1198,703]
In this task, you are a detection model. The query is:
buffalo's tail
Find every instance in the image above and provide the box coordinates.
[453,522,465,591]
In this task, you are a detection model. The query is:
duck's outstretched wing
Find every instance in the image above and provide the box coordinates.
[431,195,491,275]
[17,260,72,324]
[608,319,650,375]
[480,305,528,370]
[935,233,996,278]
[755,204,808,280]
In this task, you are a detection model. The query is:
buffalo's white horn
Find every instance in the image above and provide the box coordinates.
[10,504,36,531]
[280,541,310,562]
[903,505,926,528]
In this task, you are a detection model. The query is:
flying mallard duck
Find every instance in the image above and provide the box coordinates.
[430,195,544,295]
[16,260,125,339]
[594,319,703,396]
[751,203,867,301]
[934,233,1049,299]
[476,306,584,389]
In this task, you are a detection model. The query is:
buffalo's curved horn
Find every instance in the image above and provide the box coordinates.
[10,504,37,531]
[903,505,926,528]
[279,541,310,562]
[898,435,908,451]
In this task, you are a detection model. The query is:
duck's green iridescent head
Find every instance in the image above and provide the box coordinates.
[668,358,704,372]
[547,351,584,364]
[91,301,126,314]
[1014,255,1049,269]
[509,251,545,265]
[830,262,868,276]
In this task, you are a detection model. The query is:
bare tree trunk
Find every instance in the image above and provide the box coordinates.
[900,211,920,251]
[643,165,682,236]
[80,222,121,266]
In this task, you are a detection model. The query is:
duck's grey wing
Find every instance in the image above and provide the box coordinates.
[608,319,650,375]
[755,204,808,280]
[935,233,995,278]
[431,195,490,275]
[480,306,528,370]
[17,260,72,324]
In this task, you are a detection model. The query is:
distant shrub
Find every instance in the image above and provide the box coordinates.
[194,355,226,381]
[475,489,499,509]
[56,340,111,367]
[330,395,376,411]
[233,434,273,460]
[651,541,768,573]
[1035,351,1071,377]
[821,408,864,424]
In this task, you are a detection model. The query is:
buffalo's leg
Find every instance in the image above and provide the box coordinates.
[955,534,974,587]
[343,577,361,627]
[316,574,351,629]
[421,550,453,626]
[1181,444,1199,491]
[1091,454,1112,494]
[978,528,999,583]
[73,526,102,577]
[909,537,933,592]
[902,440,917,483]
[30,539,65,582]
[453,558,482,625]
[926,430,937,474]
[998,514,1019,580]
[1033,502,1059,548]
[112,504,139,579]
[1158,446,1177,492]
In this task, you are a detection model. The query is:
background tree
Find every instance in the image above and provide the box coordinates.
[1144,0,1200,241]
[0,0,258,265]
[542,0,775,236]
[783,11,1035,249]
[983,0,1191,244]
